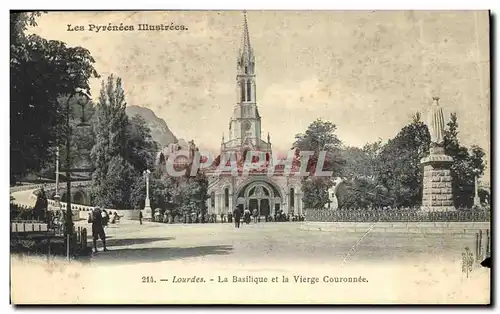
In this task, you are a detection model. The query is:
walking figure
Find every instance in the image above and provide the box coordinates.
[233,206,241,228]
[33,187,48,221]
[139,211,143,225]
[89,206,108,253]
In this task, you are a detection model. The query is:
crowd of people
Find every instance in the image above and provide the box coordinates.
[231,207,306,228]
[151,208,305,225]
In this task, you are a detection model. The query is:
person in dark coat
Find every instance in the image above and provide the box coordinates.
[139,211,143,225]
[33,187,48,221]
[233,207,241,228]
[89,207,107,253]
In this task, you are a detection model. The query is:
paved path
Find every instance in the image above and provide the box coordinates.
[80,219,477,266]
[10,188,36,207]
[10,186,490,304]
[11,219,490,304]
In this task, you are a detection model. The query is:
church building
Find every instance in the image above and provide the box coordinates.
[204,12,304,218]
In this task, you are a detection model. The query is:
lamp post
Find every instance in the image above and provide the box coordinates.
[143,169,152,220]
[54,146,62,212]
[64,88,91,238]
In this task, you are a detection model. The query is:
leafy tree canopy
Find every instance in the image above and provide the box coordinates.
[10,12,99,182]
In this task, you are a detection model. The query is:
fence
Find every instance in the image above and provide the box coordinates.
[306,208,491,222]
[475,229,491,262]
[10,182,141,221]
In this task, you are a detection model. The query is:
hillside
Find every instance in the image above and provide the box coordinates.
[126,106,177,147]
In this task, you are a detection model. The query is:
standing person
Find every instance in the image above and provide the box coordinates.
[139,211,143,225]
[244,208,251,224]
[233,206,241,229]
[33,187,48,221]
[252,208,258,223]
[89,207,107,253]
[102,210,109,227]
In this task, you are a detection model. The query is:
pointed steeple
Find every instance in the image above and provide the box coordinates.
[238,10,254,70]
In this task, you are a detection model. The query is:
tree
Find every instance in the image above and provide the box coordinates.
[374,113,430,207]
[10,12,99,183]
[130,175,169,210]
[444,113,487,207]
[341,141,381,181]
[293,119,345,208]
[125,114,158,172]
[38,94,96,180]
[91,75,135,208]
[336,178,391,209]
[90,75,163,209]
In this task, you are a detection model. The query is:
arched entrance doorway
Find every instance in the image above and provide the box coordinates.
[236,180,282,218]
[73,191,86,205]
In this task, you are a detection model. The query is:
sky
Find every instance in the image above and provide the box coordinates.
[27,10,491,181]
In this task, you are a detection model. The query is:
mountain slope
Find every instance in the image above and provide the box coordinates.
[125,106,177,147]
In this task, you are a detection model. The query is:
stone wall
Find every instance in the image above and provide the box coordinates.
[305,208,490,222]
[301,221,491,234]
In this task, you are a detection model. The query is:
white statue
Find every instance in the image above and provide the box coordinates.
[324,177,344,210]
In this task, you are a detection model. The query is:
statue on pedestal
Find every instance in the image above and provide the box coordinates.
[420,97,455,212]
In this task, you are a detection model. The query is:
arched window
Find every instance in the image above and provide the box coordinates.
[289,188,295,209]
[210,192,215,208]
[240,81,246,102]
[244,66,248,74]
[246,81,252,102]
[224,188,229,208]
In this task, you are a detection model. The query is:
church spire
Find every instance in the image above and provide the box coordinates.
[238,10,254,70]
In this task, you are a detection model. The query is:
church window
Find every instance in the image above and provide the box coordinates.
[246,81,252,101]
[289,188,295,209]
[245,66,248,74]
[240,81,246,102]
[210,192,215,208]
[224,188,230,208]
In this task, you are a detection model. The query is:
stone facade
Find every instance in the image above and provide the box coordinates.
[206,173,304,217]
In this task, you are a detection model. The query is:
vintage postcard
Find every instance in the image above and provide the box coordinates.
[10,10,491,304]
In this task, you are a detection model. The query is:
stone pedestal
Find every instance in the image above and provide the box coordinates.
[143,198,152,220]
[473,176,481,207]
[421,147,455,212]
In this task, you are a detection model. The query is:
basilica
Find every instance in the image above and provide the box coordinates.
[203,13,304,218]
[155,13,305,218]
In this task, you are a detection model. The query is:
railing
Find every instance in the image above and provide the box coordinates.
[11,181,140,220]
[305,208,491,222]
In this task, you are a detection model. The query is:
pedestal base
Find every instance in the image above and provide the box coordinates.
[142,206,152,221]
[421,153,455,212]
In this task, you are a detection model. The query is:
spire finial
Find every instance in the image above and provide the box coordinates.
[239,10,253,63]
